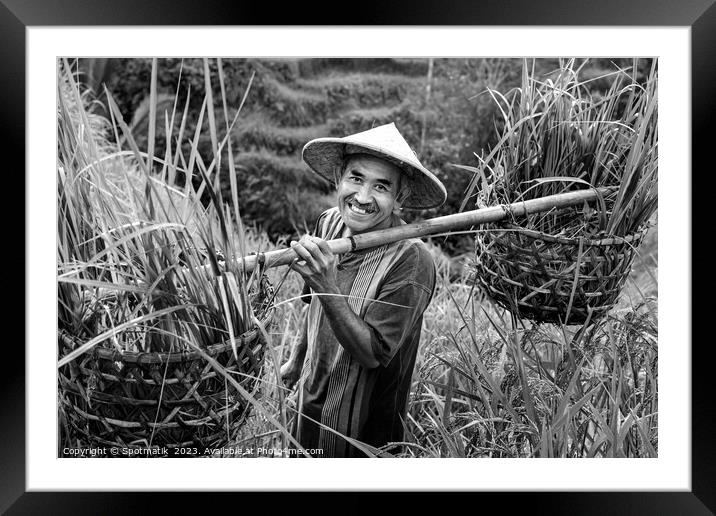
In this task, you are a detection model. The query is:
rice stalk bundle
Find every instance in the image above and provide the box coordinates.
[57,58,275,453]
[466,59,658,324]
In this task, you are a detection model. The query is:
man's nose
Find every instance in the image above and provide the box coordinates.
[353,184,372,204]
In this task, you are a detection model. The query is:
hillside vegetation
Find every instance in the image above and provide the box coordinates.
[80,57,651,253]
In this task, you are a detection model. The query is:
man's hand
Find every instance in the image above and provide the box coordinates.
[280,359,302,390]
[290,235,379,369]
[290,236,339,294]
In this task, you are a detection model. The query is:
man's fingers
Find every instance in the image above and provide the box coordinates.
[315,238,333,256]
[290,241,318,270]
[305,235,332,256]
[300,237,330,262]
[301,239,330,269]
[299,238,321,257]
[294,237,333,270]
[291,260,311,277]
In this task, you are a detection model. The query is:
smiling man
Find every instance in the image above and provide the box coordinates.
[280,123,447,457]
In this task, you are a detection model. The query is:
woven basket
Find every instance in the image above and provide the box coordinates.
[472,223,646,325]
[58,280,274,455]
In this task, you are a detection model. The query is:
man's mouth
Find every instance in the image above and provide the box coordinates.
[346,200,375,215]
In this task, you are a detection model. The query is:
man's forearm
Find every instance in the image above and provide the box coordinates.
[318,287,379,369]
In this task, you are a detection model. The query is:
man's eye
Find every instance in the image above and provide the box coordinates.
[348,176,361,183]
[375,184,387,192]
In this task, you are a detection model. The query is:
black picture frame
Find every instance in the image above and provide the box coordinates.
[7,0,710,513]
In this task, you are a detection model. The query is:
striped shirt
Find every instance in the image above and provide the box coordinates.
[292,207,436,457]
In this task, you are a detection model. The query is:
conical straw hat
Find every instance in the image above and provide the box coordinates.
[302,122,447,210]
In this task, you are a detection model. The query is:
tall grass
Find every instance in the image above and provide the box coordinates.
[395,241,658,458]
[462,58,658,238]
[57,58,309,452]
[58,58,382,457]
[232,234,658,459]
[216,61,661,458]
[58,57,658,459]
[57,57,272,363]
[398,59,660,457]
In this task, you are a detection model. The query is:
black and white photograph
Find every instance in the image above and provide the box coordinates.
[56,56,659,460]
[10,16,703,510]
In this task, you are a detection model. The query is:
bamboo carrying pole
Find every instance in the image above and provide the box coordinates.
[59,186,615,366]
[234,187,614,274]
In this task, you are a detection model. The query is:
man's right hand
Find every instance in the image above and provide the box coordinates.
[280,359,302,390]
[289,236,338,295]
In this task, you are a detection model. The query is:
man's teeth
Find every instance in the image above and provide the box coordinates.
[349,204,373,215]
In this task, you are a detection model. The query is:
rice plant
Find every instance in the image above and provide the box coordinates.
[56,57,659,459]
[57,57,271,361]
[400,247,658,458]
[462,58,658,238]
[56,58,297,454]
[400,57,660,456]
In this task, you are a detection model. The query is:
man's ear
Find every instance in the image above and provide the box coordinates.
[393,186,411,213]
[332,166,342,189]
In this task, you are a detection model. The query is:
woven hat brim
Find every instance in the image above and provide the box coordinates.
[302,139,447,210]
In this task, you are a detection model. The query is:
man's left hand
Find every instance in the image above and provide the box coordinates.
[290,236,339,294]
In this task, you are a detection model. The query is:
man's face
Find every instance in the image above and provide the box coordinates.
[337,154,404,235]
